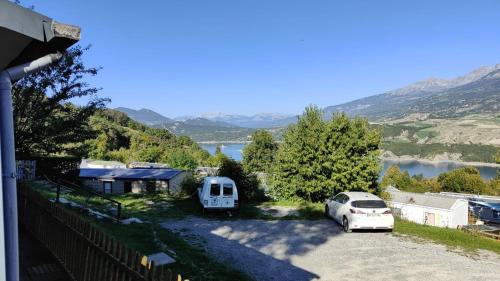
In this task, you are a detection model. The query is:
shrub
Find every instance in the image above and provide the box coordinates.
[218,158,262,201]
[437,167,487,194]
[242,130,278,173]
[180,174,201,196]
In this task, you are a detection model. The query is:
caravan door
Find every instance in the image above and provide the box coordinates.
[221,183,235,208]
[208,183,222,208]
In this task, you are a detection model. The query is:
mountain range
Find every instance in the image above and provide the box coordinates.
[115,107,256,142]
[324,64,500,121]
[116,63,500,143]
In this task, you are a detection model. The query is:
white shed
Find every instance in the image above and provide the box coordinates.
[388,188,468,228]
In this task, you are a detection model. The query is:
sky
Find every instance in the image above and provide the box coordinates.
[23,0,500,117]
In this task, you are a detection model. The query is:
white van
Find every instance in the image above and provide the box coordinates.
[198,177,239,210]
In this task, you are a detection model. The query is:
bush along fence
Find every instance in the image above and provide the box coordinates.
[18,184,185,281]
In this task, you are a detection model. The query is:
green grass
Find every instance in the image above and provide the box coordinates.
[394,217,500,255]
[415,129,438,139]
[23,181,252,281]
[97,223,251,281]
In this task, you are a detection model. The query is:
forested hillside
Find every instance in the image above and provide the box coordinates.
[84,110,211,169]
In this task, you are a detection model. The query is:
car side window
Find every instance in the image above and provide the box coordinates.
[332,194,342,203]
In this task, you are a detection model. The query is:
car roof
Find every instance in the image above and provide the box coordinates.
[341,192,382,201]
[205,176,235,184]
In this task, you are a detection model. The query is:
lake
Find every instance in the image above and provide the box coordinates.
[200,143,500,180]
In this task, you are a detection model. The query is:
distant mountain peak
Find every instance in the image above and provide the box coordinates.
[325,63,500,120]
[197,112,295,128]
[390,64,500,96]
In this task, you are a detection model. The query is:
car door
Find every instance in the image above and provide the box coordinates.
[335,194,349,222]
[329,194,343,221]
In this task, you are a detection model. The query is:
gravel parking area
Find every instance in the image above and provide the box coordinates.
[161,217,500,281]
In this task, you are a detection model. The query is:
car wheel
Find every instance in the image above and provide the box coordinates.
[343,217,352,233]
[325,205,330,218]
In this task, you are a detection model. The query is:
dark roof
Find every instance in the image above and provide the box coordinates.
[0,0,80,70]
[79,168,184,181]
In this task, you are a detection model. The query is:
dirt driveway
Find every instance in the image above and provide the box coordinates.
[160,217,500,281]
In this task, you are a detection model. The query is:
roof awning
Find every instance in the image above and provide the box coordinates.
[0,0,80,71]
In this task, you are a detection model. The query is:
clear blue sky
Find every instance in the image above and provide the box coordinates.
[25,0,500,117]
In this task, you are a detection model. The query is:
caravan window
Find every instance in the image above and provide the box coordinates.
[210,184,220,196]
[223,183,233,196]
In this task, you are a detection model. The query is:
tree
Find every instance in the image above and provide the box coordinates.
[380,165,435,193]
[269,106,325,201]
[320,113,381,197]
[207,146,229,167]
[437,167,487,194]
[13,46,108,157]
[218,158,261,201]
[242,130,278,172]
[269,106,382,202]
[166,150,198,170]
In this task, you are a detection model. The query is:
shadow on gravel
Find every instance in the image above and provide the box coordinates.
[161,218,343,281]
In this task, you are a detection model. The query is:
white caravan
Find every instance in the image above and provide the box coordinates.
[198,177,239,210]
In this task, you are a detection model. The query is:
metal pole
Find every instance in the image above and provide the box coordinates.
[0,53,62,281]
[0,71,19,281]
[0,130,7,281]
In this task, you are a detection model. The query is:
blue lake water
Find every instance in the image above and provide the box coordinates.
[200,143,499,180]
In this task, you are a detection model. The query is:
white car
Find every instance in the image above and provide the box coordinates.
[325,192,394,232]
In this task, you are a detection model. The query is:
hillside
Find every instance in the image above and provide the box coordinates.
[114,107,174,125]
[115,107,257,142]
[85,109,211,168]
[324,64,500,121]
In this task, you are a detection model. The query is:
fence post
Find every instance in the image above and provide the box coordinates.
[117,203,121,221]
[56,184,61,203]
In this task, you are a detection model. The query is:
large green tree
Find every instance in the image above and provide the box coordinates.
[13,46,108,157]
[242,130,278,172]
[437,167,487,194]
[269,106,382,202]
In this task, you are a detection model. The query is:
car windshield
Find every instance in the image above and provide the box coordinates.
[351,200,387,208]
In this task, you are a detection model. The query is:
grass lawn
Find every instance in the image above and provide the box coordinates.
[26,179,500,276]
[394,217,500,255]
[23,181,251,281]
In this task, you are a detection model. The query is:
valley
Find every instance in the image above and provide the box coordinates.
[115,64,500,163]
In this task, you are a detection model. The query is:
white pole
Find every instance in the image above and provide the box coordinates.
[0,52,62,281]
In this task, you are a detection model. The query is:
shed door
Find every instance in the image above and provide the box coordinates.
[124,181,132,193]
[425,212,435,226]
[103,182,112,194]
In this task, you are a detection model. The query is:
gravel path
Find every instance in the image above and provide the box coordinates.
[160,217,500,281]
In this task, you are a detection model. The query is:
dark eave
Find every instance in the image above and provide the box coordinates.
[0,0,80,70]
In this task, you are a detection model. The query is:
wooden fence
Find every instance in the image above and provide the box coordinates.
[18,184,184,281]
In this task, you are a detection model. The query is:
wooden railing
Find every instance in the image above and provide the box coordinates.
[43,174,123,221]
[18,184,184,281]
